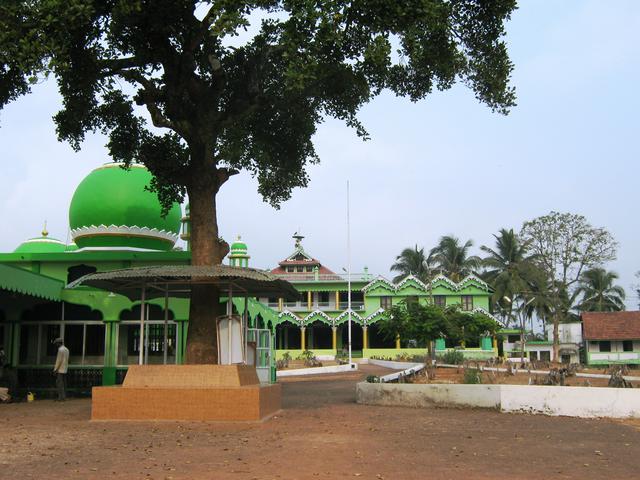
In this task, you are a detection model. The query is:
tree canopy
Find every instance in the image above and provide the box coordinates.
[390,245,433,283]
[430,235,481,281]
[576,267,626,312]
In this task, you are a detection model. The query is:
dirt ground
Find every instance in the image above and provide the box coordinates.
[2,364,640,480]
[410,367,640,388]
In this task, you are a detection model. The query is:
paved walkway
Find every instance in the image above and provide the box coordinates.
[1,365,640,479]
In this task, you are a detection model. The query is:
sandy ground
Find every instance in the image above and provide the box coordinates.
[1,364,640,480]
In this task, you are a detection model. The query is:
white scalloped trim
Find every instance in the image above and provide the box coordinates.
[334,309,363,324]
[362,273,490,294]
[302,309,332,324]
[70,224,178,243]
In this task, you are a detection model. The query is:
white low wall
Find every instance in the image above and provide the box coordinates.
[499,385,640,418]
[356,382,640,418]
[368,359,424,370]
[277,363,358,378]
[357,383,500,409]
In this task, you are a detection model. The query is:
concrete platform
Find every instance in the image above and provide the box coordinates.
[91,365,281,422]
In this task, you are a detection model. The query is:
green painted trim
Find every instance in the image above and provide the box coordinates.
[0,264,64,300]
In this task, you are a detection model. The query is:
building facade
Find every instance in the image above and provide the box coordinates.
[0,162,500,394]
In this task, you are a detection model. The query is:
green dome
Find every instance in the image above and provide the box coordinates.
[69,163,182,250]
[15,229,66,254]
[230,238,248,254]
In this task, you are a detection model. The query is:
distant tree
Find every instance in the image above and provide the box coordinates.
[0,1,517,364]
[430,235,481,282]
[445,306,500,347]
[377,302,447,360]
[576,268,626,312]
[635,271,640,309]
[520,212,617,361]
[390,246,433,283]
[481,228,541,326]
[376,302,499,361]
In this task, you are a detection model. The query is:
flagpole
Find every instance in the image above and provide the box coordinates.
[347,180,352,366]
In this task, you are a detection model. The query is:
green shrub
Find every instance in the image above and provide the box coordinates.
[366,375,381,383]
[439,350,464,365]
[463,368,482,384]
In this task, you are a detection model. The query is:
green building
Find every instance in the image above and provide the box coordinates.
[0,162,499,393]
[262,235,499,361]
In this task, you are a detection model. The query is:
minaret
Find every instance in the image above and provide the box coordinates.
[228,235,250,268]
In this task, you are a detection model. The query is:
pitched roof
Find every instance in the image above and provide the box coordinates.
[581,311,640,340]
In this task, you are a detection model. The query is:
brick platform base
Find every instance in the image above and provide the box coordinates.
[91,365,281,422]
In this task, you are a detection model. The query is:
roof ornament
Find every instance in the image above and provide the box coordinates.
[42,220,48,237]
[293,232,304,249]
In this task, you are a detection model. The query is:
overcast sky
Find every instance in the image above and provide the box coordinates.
[0,1,638,308]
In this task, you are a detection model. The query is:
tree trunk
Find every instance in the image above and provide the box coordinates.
[184,169,229,364]
[552,314,559,363]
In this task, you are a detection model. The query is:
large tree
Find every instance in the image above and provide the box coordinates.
[430,235,481,282]
[0,1,516,364]
[520,212,617,361]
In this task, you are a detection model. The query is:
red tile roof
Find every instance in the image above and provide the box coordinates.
[581,311,640,340]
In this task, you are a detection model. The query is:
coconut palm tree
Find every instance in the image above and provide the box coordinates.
[481,229,539,326]
[576,267,626,312]
[390,245,432,283]
[429,235,481,282]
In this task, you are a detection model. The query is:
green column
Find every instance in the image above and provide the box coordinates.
[102,321,117,386]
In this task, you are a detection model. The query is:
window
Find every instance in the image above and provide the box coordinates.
[461,296,473,311]
[318,292,330,307]
[433,295,446,308]
[540,351,551,362]
[405,296,418,306]
[623,340,633,352]
[380,297,392,310]
[599,341,611,352]
[507,335,520,343]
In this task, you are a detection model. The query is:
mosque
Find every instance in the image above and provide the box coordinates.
[0,162,497,392]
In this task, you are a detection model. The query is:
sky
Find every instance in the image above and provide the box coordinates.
[0,1,638,308]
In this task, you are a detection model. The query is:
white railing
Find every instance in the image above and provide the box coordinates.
[274,273,373,282]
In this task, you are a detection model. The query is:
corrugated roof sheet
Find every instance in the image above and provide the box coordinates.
[66,265,299,301]
[582,311,640,340]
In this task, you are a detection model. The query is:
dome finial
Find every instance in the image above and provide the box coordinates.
[42,220,48,237]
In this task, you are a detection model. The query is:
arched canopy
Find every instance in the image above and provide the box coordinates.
[66,265,299,301]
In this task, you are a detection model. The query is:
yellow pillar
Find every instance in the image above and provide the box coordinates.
[335,291,340,310]
[332,327,337,350]
[307,291,312,310]
[492,336,498,350]
[363,326,369,350]
[278,298,283,312]
[300,327,306,351]
[395,334,401,350]
[461,340,466,348]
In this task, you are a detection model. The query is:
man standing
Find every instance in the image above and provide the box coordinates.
[52,338,69,401]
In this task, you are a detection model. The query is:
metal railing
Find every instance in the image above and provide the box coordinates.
[273,273,373,282]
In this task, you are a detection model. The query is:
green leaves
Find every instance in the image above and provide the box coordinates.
[377,301,498,347]
[0,0,516,208]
